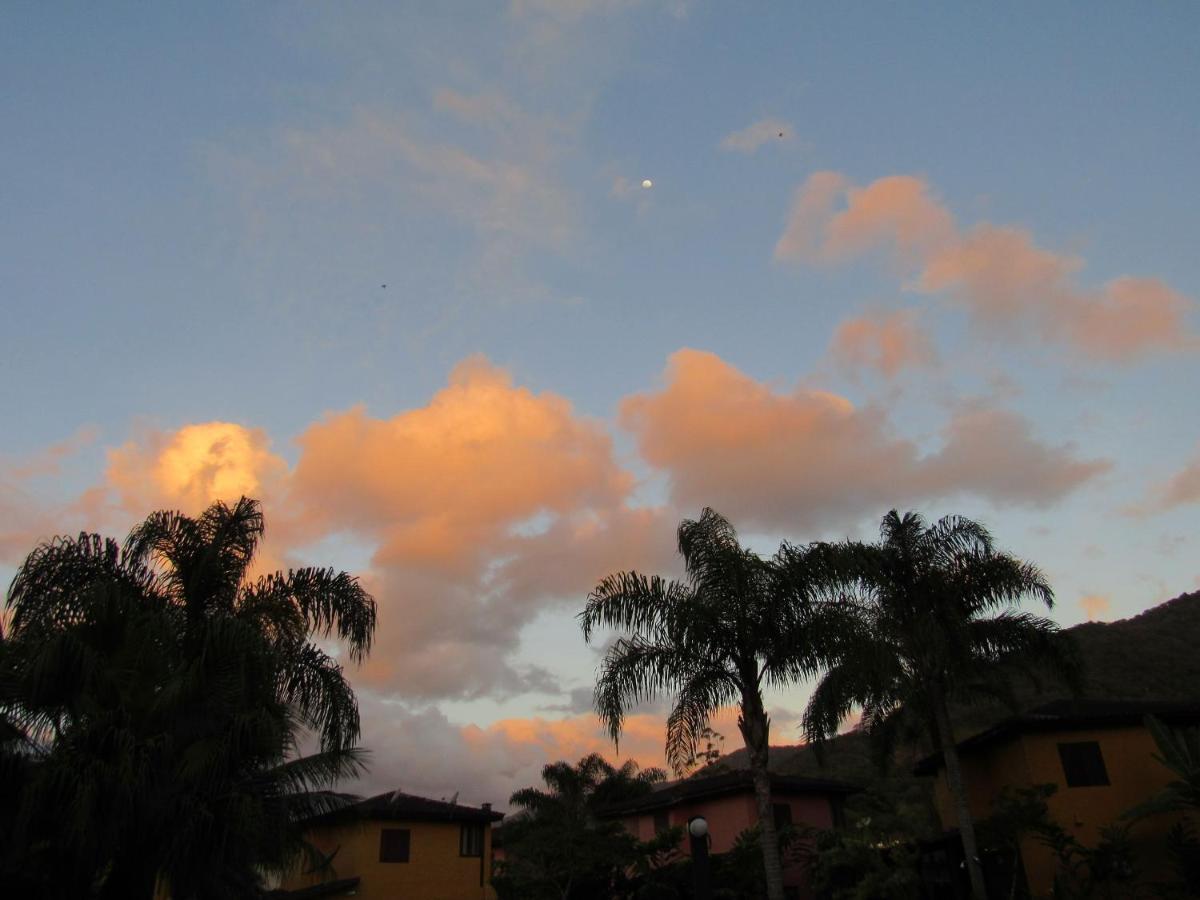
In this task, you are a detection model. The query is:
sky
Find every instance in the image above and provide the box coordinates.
[2,1,1199,810]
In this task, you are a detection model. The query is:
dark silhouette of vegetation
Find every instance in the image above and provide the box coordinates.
[796,510,1080,900]
[1123,715,1200,897]
[581,508,857,900]
[0,498,375,900]
[707,591,1200,788]
[493,753,678,900]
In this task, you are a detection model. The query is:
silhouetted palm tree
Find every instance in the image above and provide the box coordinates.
[798,510,1079,900]
[0,497,376,899]
[500,754,666,900]
[581,508,854,900]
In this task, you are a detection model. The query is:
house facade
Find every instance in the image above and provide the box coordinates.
[275,791,504,900]
[597,770,856,898]
[914,699,1200,897]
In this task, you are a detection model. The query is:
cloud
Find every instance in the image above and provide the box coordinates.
[0,429,106,563]
[1079,594,1111,621]
[620,349,1109,532]
[1127,445,1200,515]
[775,173,954,267]
[829,309,936,378]
[284,356,671,700]
[106,422,289,518]
[60,357,674,703]
[211,89,579,308]
[720,118,796,154]
[352,697,745,810]
[776,172,1197,361]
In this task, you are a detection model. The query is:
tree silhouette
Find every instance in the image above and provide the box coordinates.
[581,508,855,900]
[0,497,376,899]
[497,754,667,900]
[798,510,1078,900]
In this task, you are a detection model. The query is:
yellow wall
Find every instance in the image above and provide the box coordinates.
[931,725,1185,897]
[281,818,496,900]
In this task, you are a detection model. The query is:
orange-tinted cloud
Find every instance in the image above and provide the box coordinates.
[0,429,105,563]
[775,173,954,267]
[106,421,288,516]
[1080,594,1111,621]
[777,172,1197,361]
[352,697,749,809]
[621,349,1109,532]
[283,356,667,699]
[829,309,936,378]
[1128,445,1200,515]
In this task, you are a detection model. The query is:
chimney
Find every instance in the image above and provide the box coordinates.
[481,802,492,812]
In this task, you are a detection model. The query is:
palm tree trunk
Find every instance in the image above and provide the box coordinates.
[739,700,786,900]
[932,689,988,900]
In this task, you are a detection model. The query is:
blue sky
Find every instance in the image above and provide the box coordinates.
[3,1,1198,804]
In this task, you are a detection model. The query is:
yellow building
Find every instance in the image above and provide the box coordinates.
[914,699,1200,897]
[276,790,504,900]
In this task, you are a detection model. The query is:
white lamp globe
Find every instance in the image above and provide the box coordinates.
[688,816,708,838]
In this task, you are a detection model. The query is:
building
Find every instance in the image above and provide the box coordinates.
[913,698,1200,897]
[597,769,857,898]
[275,790,505,900]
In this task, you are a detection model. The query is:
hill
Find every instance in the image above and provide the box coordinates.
[702,590,1200,787]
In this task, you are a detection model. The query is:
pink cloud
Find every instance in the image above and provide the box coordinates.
[1128,445,1200,515]
[777,172,1197,361]
[829,309,936,378]
[621,349,1109,532]
[1079,594,1111,621]
[351,699,749,811]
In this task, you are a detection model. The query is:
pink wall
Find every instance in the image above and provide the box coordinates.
[620,789,837,896]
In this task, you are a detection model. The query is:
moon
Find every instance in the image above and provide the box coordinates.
[641,179,653,189]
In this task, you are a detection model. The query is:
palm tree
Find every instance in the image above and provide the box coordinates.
[0,497,376,899]
[798,510,1079,900]
[499,754,666,900]
[580,508,854,900]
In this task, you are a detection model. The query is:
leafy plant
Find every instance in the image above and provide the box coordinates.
[797,510,1080,899]
[0,498,375,899]
[581,508,858,900]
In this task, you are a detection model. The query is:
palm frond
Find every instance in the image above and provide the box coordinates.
[280,644,361,753]
[664,672,737,775]
[593,636,705,746]
[247,568,376,662]
[579,573,692,644]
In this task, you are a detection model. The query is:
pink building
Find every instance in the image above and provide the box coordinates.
[597,770,857,898]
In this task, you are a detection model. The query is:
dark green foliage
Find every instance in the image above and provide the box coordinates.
[581,508,860,900]
[0,498,376,900]
[1122,716,1200,897]
[809,822,922,900]
[493,753,675,900]
[796,510,1077,899]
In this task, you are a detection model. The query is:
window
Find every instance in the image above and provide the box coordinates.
[379,828,411,863]
[1058,741,1110,787]
[773,803,793,830]
[460,823,484,857]
[653,810,670,834]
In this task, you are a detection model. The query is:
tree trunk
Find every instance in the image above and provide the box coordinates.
[932,689,988,900]
[738,699,786,900]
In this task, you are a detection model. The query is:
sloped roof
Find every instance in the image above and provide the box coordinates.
[306,790,504,826]
[595,769,858,818]
[913,698,1200,776]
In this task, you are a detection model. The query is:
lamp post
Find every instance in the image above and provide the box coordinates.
[688,816,712,900]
